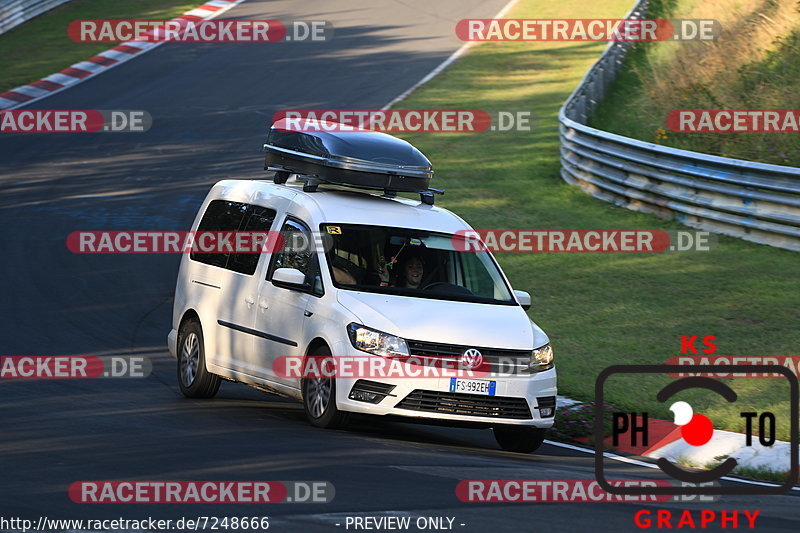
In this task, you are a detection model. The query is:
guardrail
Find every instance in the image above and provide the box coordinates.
[0,0,73,35]
[557,0,800,252]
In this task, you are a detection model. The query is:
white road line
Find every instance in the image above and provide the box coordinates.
[544,439,800,491]
[381,0,521,110]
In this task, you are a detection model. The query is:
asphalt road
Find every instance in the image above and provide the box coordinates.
[0,1,798,531]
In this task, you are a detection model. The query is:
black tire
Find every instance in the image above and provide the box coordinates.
[493,425,546,453]
[302,345,349,429]
[177,319,221,399]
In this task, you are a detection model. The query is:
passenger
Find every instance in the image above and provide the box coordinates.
[332,266,357,285]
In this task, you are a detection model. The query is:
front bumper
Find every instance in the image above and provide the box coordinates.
[167,328,178,359]
[334,362,557,427]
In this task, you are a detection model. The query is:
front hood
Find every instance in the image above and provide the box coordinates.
[337,291,549,350]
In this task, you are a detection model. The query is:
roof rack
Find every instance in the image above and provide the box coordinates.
[263,119,444,205]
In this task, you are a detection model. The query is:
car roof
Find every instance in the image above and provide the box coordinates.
[213,178,471,233]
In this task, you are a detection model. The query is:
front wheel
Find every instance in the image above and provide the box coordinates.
[302,346,349,429]
[493,425,546,453]
[177,319,221,398]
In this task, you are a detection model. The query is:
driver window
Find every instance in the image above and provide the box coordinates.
[268,219,324,296]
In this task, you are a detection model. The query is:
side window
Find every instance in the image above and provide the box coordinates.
[460,251,505,299]
[190,200,247,269]
[268,218,324,296]
[226,205,277,275]
[190,200,276,276]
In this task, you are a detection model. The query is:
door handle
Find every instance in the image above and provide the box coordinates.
[259,300,269,310]
[244,296,255,306]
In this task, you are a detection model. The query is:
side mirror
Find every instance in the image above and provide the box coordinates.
[514,290,531,311]
[272,268,308,290]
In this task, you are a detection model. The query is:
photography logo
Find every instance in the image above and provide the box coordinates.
[594,365,798,495]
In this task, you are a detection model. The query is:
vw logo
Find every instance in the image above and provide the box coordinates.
[460,348,483,369]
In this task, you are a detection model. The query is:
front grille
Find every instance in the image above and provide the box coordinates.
[406,340,531,375]
[396,389,532,419]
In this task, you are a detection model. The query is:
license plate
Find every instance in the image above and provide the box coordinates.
[449,378,496,395]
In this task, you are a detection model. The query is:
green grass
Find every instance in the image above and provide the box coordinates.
[590,0,800,166]
[727,464,793,483]
[705,456,791,483]
[0,0,199,93]
[390,0,800,439]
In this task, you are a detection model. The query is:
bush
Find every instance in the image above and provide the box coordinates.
[548,402,615,442]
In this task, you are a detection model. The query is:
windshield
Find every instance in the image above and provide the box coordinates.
[320,224,515,305]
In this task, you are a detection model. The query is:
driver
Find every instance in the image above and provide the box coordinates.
[400,254,424,289]
[377,253,425,288]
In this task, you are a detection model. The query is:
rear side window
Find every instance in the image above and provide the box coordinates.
[190,200,276,275]
[227,205,276,275]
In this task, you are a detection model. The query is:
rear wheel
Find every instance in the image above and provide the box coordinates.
[177,319,220,398]
[493,425,546,453]
[302,345,349,429]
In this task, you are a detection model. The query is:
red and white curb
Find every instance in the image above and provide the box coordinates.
[648,425,793,475]
[0,0,247,110]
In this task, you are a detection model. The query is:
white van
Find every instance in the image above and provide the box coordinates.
[168,125,556,453]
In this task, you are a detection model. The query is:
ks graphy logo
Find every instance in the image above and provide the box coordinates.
[594,365,798,496]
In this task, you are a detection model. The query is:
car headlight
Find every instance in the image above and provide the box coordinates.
[347,323,409,358]
[529,343,554,371]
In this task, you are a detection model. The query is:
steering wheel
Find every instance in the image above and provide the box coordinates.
[422,282,454,291]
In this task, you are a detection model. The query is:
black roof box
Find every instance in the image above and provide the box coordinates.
[264,119,442,204]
